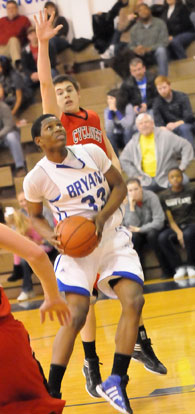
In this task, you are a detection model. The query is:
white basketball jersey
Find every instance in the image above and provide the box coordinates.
[36,145,123,229]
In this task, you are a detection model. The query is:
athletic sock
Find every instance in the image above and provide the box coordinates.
[111,353,131,377]
[82,340,98,359]
[137,325,148,343]
[48,364,66,394]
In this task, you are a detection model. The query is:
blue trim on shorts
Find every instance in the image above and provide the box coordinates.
[57,278,90,296]
[54,255,62,272]
[112,271,144,286]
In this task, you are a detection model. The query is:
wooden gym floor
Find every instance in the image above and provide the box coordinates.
[11,277,195,414]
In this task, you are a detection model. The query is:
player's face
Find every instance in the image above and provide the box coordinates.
[127,182,143,201]
[6,3,18,20]
[137,116,154,136]
[130,63,145,81]
[168,169,183,188]
[38,117,67,150]
[156,82,171,99]
[55,81,80,113]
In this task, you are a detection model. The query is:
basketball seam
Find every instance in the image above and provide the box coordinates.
[65,232,97,252]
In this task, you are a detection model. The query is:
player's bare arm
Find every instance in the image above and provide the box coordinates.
[102,131,121,172]
[95,165,127,238]
[34,9,62,117]
[0,224,71,326]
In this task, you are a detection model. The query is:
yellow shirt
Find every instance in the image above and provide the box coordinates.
[140,133,157,177]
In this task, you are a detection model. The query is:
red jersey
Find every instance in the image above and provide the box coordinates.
[0,287,65,414]
[61,108,108,154]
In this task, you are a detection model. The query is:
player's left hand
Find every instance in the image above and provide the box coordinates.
[40,295,72,326]
[94,214,106,242]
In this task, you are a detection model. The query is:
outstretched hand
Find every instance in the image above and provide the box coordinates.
[34,9,63,42]
[40,295,72,326]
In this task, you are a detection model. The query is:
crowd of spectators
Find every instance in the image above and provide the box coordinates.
[0,0,195,284]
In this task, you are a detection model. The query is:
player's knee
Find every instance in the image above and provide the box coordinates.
[70,303,89,331]
[123,291,144,316]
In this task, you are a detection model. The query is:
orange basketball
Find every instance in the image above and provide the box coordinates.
[57,216,98,258]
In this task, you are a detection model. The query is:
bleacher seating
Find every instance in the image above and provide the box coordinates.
[1,37,195,296]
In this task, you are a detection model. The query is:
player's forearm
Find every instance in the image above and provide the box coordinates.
[30,215,54,244]
[38,40,53,86]
[99,182,127,223]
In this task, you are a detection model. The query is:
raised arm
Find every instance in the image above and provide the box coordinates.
[34,9,62,117]
[0,224,71,325]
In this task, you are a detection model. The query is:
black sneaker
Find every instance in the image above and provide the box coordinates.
[132,339,167,375]
[82,357,102,398]
[49,391,62,399]
[96,374,133,414]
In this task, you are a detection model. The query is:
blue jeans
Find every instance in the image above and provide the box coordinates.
[173,123,194,147]
[1,129,24,168]
[169,32,195,59]
[154,46,168,76]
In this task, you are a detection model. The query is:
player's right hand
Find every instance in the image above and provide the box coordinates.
[34,9,63,42]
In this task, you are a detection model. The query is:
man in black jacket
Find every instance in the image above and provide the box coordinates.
[153,75,195,147]
[119,57,157,116]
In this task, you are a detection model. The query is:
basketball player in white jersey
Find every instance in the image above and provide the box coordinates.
[23,113,145,414]
[34,9,167,400]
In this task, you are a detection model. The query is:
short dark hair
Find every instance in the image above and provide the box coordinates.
[167,167,183,176]
[129,57,144,67]
[107,88,119,98]
[6,0,18,6]
[31,114,57,140]
[53,74,79,91]
[126,178,141,186]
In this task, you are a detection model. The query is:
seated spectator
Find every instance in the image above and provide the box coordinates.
[0,101,26,177]
[161,0,195,60]
[119,113,193,191]
[21,26,58,89]
[0,56,33,117]
[119,57,157,117]
[104,88,135,155]
[92,0,129,56]
[159,167,195,279]
[128,3,169,75]
[123,178,166,276]
[153,76,195,147]
[44,1,70,54]
[0,0,31,68]
[5,191,57,301]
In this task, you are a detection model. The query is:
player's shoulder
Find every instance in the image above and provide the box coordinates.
[23,157,47,185]
[85,108,100,119]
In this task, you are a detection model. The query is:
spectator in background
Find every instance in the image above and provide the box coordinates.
[161,0,195,60]
[128,3,169,75]
[119,57,157,117]
[44,1,70,54]
[4,191,58,302]
[21,26,58,89]
[119,113,193,191]
[92,0,129,56]
[123,178,166,276]
[159,167,195,280]
[0,0,31,68]
[104,88,135,155]
[0,56,33,117]
[0,101,26,177]
[153,76,195,147]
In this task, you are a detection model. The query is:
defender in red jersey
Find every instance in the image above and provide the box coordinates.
[0,223,71,413]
